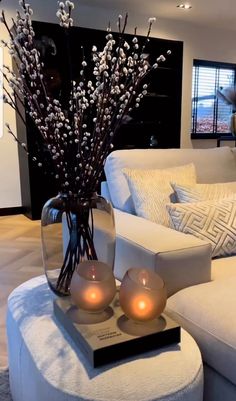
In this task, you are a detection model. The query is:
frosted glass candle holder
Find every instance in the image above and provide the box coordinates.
[119,268,167,322]
[70,261,116,312]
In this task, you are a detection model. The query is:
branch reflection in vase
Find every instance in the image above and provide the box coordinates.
[41,192,115,295]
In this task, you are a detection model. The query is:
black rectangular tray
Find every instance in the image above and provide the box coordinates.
[54,292,180,368]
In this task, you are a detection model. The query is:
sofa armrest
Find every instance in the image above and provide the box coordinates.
[101,181,112,204]
[114,209,212,296]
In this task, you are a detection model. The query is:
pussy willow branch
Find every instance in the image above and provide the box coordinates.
[1,0,169,197]
[88,16,130,168]
[3,70,25,108]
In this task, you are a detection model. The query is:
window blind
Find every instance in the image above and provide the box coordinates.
[192,60,236,136]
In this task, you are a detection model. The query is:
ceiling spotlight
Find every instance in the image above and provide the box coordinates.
[177,4,192,9]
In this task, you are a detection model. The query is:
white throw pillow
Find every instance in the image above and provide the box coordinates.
[171,182,236,203]
[104,147,236,214]
[123,163,196,227]
[167,196,236,257]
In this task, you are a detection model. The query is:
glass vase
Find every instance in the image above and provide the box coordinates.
[41,193,115,296]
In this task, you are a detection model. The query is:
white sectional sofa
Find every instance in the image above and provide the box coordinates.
[102,146,236,401]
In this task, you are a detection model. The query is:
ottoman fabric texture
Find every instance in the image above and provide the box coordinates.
[7,276,203,401]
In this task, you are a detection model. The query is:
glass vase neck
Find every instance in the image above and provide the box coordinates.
[59,191,98,200]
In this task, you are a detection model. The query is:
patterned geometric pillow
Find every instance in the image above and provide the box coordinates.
[171,182,236,203]
[123,163,197,227]
[167,196,236,257]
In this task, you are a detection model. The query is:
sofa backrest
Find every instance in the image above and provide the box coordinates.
[104,147,236,213]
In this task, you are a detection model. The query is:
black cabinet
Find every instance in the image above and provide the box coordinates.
[113,38,183,150]
[16,22,183,219]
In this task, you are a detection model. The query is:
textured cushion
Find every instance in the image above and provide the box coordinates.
[172,182,236,203]
[166,276,236,386]
[104,147,236,213]
[123,164,196,226]
[167,197,236,257]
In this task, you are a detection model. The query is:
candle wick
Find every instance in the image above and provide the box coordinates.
[89,265,96,280]
[138,270,149,286]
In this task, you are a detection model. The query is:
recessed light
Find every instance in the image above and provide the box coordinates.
[177,4,192,9]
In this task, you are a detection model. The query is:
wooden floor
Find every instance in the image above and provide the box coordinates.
[0,214,43,368]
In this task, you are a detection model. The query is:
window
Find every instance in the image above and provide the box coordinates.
[191,59,236,138]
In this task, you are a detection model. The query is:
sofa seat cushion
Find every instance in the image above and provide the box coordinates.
[211,255,236,280]
[166,277,236,386]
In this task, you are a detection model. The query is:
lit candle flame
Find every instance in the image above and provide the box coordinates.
[131,295,153,318]
[138,300,147,310]
[90,291,97,300]
[84,286,103,305]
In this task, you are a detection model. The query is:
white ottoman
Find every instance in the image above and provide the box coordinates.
[7,276,203,401]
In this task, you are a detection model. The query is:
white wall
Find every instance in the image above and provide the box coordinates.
[1,1,236,207]
[0,4,21,207]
